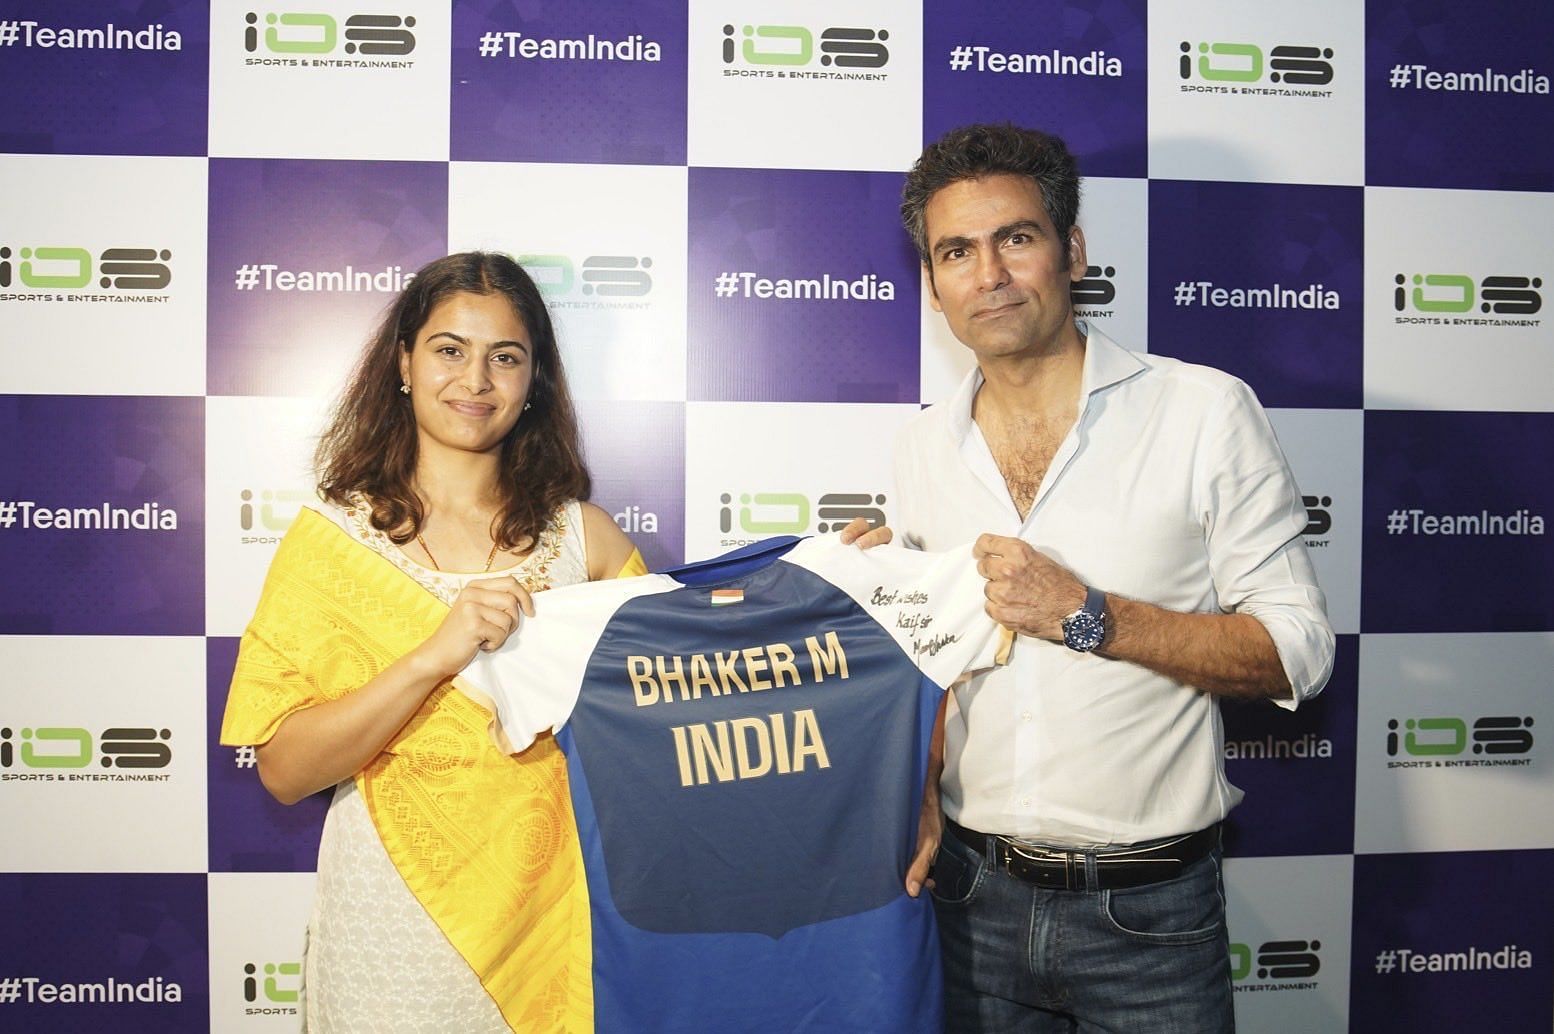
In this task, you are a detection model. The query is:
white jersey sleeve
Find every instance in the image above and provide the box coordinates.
[460,574,677,752]
[781,536,1011,688]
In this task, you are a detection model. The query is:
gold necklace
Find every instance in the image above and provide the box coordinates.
[416,533,500,573]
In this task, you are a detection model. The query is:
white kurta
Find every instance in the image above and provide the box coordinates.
[299,499,588,1033]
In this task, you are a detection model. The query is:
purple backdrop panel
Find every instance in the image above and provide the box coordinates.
[206,638,328,874]
[1148,180,1364,410]
[1366,0,1554,191]
[0,873,208,1031]
[575,399,686,572]
[1350,850,1554,1031]
[1362,411,1554,634]
[451,0,686,165]
[0,395,202,636]
[0,1,208,157]
[688,167,921,403]
[1223,635,1357,858]
[206,158,448,398]
[923,0,1147,179]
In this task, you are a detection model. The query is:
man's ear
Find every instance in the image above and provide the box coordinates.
[924,263,942,313]
[1067,226,1088,282]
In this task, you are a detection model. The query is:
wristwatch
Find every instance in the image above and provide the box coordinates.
[1061,586,1107,652]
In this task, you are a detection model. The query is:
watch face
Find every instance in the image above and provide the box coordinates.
[1062,611,1105,652]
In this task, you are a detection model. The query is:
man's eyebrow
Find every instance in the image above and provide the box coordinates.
[931,234,974,257]
[932,220,1049,258]
[991,219,1047,242]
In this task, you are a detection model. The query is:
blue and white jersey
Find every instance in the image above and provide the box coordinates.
[462,536,1007,1033]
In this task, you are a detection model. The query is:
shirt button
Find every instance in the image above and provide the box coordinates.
[1021,711,1032,722]
[1021,797,1032,807]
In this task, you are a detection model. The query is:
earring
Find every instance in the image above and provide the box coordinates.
[523,401,532,411]
[400,383,411,396]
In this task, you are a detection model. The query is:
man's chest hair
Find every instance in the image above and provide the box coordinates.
[982,413,1069,521]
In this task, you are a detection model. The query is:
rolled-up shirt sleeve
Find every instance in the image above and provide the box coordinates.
[1196,380,1336,709]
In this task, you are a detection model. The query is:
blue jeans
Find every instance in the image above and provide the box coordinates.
[930,828,1235,1033]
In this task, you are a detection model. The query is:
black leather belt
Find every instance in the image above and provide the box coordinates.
[945,819,1218,892]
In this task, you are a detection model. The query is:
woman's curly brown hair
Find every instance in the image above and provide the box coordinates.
[316,251,590,551]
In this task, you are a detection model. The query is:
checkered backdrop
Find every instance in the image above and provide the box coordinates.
[1,0,1551,1030]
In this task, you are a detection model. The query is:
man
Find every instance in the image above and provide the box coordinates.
[893,123,1335,1032]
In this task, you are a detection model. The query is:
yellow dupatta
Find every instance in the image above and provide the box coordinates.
[220,506,645,1031]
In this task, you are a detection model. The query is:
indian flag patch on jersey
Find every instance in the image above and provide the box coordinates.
[710,588,744,607]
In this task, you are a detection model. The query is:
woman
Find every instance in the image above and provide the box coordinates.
[221,252,639,1032]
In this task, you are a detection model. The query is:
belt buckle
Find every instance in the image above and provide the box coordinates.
[1004,840,1083,891]
[994,839,1020,881]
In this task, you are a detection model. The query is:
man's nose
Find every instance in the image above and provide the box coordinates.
[975,247,1010,291]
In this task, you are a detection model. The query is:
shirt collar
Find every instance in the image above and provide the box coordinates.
[944,319,1147,444]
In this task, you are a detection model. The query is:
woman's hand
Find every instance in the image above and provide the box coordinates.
[258,576,532,804]
[411,576,535,679]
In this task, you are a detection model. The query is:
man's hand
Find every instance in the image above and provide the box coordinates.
[975,535,1300,699]
[838,516,893,550]
[906,691,949,897]
[973,534,1085,641]
[905,778,941,898]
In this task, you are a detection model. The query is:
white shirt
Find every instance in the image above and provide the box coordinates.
[895,323,1335,848]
